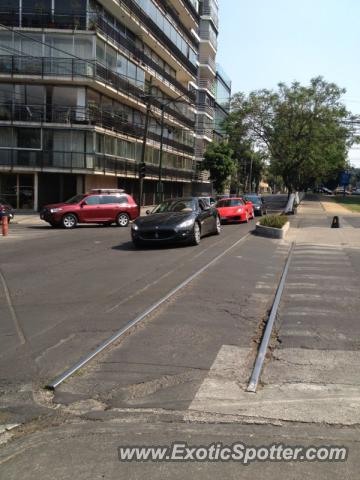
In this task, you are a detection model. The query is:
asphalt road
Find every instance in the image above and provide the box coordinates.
[0,212,266,423]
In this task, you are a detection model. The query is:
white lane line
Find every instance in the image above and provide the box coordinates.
[0,269,26,345]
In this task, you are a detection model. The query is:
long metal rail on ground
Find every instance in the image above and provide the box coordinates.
[46,233,251,390]
[247,242,295,392]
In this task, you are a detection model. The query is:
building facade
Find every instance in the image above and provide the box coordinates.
[214,63,231,141]
[0,0,202,209]
[194,0,218,187]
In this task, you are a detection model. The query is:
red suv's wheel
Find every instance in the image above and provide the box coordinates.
[61,213,78,229]
[116,212,130,227]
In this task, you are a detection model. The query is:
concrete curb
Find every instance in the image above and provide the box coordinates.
[255,221,289,239]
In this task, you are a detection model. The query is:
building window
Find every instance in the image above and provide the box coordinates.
[17,128,41,149]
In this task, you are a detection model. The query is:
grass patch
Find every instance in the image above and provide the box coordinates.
[259,215,289,229]
[332,196,360,213]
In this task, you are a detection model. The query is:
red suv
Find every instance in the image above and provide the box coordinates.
[40,189,138,229]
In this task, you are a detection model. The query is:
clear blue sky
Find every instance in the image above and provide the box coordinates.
[217,0,360,166]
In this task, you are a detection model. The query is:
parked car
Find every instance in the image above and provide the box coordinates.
[198,196,216,207]
[352,188,360,195]
[0,198,14,222]
[243,194,267,216]
[334,187,351,195]
[131,197,221,247]
[40,189,138,229]
[216,197,254,223]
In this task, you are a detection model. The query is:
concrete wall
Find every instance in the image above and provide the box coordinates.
[85,175,117,192]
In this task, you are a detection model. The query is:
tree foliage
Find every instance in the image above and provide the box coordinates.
[203,142,236,193]
[225,77,355,192]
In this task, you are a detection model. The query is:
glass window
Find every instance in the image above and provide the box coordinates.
[116,54,127,77]
[22,0,51,27]
[71,131,84,152]
[100,195,127,204]
[96,38,105,64]
[16,128,41,149]
[45,34,73,58]
[0,1,20,27]
[0,127,13,147]
[217,199,244,207]
[105,44,117,70]
[85,195,100,205]
[74,36,93,59]
[52,86,78,106]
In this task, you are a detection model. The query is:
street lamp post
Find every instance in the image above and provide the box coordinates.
[157,90,196,203]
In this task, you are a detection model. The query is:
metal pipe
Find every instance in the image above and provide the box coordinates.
[247,242,295,393]
[47,232,251,390]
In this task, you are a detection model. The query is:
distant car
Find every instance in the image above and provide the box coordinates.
[0,198,14,222]
[131,197,221,247]
[40,189,138,228]
[216,197,254,223]
[334,187,351,195]
[352,188,360,195]
[243,194,267,216]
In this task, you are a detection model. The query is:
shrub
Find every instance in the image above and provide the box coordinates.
[259,215,288,229]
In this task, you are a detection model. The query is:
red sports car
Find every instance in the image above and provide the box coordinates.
[216,197,254,223]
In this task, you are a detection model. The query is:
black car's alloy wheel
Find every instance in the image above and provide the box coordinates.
[190,222,201,245]
[62,213,78,229]
[215,216,221,235]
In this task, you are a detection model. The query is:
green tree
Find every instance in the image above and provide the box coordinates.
[203,142,236,193]
[226,77,355,193]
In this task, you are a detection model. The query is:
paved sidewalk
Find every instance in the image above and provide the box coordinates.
[191,197,360,425]
[319,196,360,216]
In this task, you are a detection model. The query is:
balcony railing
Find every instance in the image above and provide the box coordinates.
[0,103,195,154]
[198,54,216,71]
[182,0,200,20]
[198,79,216,96]
[148,0,198,48]
[0,4,198,77]
[199,0,219,29]
[120,0,198,77]
[0,55,195,128]
[0,149,194,180]
[95,15,195,102]
[199,26,218,50]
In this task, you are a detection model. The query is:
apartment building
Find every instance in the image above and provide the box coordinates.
[0,0,200,209]
[214,63,231,141]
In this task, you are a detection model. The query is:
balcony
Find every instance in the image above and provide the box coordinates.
[95,15,196,102]
[0,103,195,155]
[150,0,198,48]
[120,0,198,77]
[198,54,216,72]
[0,56,195,128]
[199,26,217,50]
[0,149,194,180]
[199,0,219,30]
[198,79,216,97]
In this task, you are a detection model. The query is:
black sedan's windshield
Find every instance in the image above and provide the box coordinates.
[244,196,261,204]
[152,199,196,213]
[64,194,86,204]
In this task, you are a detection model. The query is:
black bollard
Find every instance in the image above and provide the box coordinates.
[331,216,340,228]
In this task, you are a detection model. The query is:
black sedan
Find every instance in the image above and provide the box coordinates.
[0,197,14,222]
[243,194,267,216]
[131,197,221,247]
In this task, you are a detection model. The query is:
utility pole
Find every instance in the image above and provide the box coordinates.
[138,78,152,214]
[157,105,165,203]
[248,156,253,193]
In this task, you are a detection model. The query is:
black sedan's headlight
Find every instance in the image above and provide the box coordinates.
[176,219,194,231]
